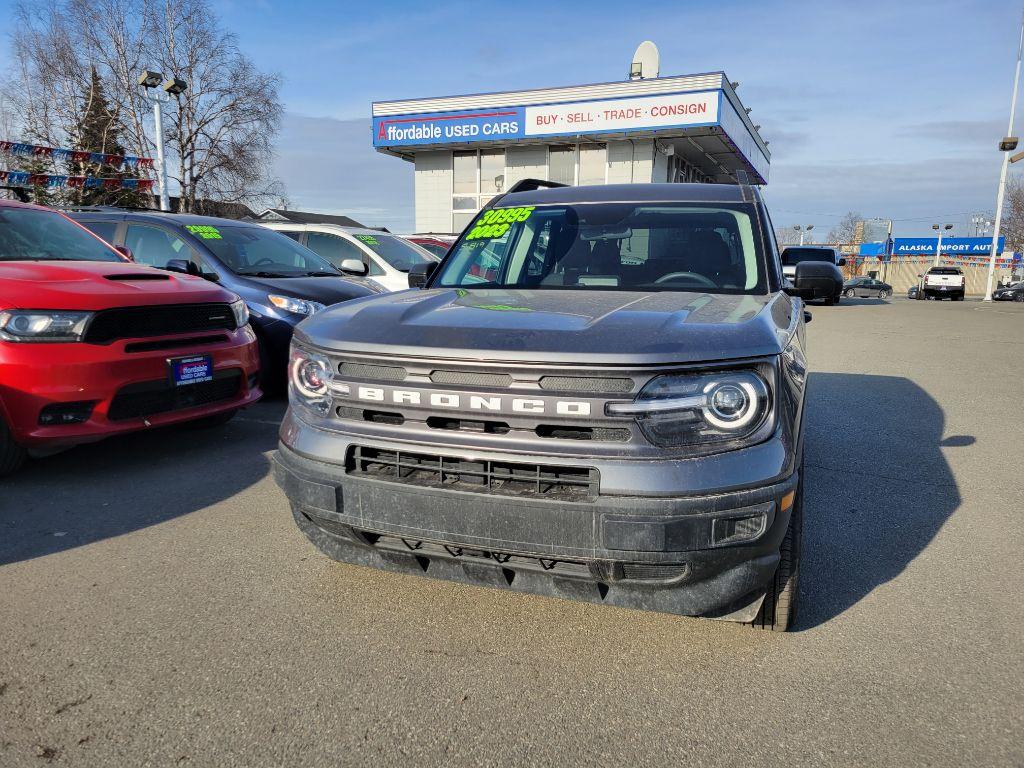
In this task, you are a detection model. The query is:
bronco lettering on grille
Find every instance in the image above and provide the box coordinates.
[351,385,591,417]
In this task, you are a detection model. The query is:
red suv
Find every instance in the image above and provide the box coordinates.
[0,200,261,475]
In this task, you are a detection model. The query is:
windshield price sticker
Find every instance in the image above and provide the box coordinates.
[355,234,379,245]
[465,206,534,240]
[186,225,222,240]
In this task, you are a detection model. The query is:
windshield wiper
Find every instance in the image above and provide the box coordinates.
[236,270,293,278]
[304,271,339,277]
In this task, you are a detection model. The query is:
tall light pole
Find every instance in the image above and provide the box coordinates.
[932,224,953,267]
[984,13,1024,301]
[138,70,188,212]
[793,224,814,245]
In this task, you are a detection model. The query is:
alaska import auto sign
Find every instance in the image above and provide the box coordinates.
[891,237,1005,255]
[372,90,720,147]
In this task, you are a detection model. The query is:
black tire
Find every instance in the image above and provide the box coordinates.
[844,288,855,298]
[184,409,238,429]
[750,470,803,632]
[822,295,836,306]
[882,289,893,299]
[1015,293,1024,302]
[0,415,27,478]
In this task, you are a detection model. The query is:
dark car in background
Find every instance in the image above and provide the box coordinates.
[67,210,382,388]
[843,277,893,299]
[993,283,1024,301]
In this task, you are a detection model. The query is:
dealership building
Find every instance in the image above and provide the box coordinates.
[371,62,771,234]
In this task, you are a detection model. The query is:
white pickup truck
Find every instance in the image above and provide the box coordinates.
[918,266,966,301]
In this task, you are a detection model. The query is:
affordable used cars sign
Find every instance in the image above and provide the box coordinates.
[372,90,721,147]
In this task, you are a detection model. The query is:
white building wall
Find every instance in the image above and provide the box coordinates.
[652,142,670,183]
[505,146,547,187]
[414,151,452,233]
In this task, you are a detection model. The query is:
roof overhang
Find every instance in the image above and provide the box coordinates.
[371,72,770,184]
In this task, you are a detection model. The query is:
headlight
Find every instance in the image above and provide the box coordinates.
[230,299,249,327]
[607,370,772,449]
[288,346,347,418]
[268,294,325,316]
[0,310,92,342]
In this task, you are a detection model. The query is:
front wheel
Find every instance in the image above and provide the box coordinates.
[0,415,27,477]
[1015,293,1024,302]
[750,471,803,632]
[844,288,855,298]
[879,289,892,299]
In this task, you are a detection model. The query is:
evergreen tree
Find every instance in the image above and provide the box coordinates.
[73,68,146,208]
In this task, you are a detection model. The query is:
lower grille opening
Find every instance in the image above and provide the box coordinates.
[347,446,598,501]
[620,563,690,582]
[426,416,510,434]
[535,424,631,442]
[108,370,242,421]
[336,407,405,425]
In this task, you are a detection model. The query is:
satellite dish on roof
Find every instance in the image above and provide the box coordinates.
[629,41,660,80]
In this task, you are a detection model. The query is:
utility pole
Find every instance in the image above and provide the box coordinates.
[985,12,1024,301]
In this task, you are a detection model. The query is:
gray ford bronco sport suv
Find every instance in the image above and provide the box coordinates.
[274,181,841,631]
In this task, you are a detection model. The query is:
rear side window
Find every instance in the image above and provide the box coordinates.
[78,220,118,243]
[125,224,195,268]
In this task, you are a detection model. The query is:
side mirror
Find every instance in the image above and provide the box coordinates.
[114,245,134,261]
[785,261,843,300]
[339,257,368,276]
[408,261,437,289]
[837,257,847,267]
[166,258,200,276]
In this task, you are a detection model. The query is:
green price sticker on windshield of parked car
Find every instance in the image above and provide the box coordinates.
[465,206,535,241]
[186,225,222,240]
[355,234,379,246]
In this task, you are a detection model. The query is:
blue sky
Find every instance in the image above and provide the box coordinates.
[3,0,1022,236]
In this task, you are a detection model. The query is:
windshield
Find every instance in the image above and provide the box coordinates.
[0,207,123,263]
[434,203,767,294]
[196,224,340,277]
[351,233,436,271]
[782,247,836,265]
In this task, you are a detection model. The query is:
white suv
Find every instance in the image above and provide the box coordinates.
[259,223,437,292]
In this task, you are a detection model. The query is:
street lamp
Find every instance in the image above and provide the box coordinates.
[932,224,954,267]
[984,13,1024,301]
[793,224,814,245]
[137,70,188,212]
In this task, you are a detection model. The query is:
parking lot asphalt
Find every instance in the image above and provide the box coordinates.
[1,297,1022,767]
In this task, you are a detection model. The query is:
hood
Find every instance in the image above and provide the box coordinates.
[0,260,236,310]
[295,288,793,366]
[235,274,382,306]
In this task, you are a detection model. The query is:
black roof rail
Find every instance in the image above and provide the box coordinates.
[734,169,754,202]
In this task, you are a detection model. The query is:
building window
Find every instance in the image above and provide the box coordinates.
[578,144,606,186]
[546,143,606,186]
[548,146,575,185]
[452,149,506,232]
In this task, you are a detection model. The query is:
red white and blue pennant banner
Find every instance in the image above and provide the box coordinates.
[0,141,154,172]
[0,170,154,192]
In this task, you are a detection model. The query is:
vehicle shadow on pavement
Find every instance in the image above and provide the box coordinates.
[796,372,964,630]
[0,401,286,566]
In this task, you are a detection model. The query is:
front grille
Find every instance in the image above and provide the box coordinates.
[84,303,236,344]
[108,369,242,421]
[124,334,229,353]
[338,362,407,381]
[429,370,513,387]
[539,376,634,393]
[348,446,598,501]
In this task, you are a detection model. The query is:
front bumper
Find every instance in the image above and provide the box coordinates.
[274,437,799,620]
[0,326,261,447]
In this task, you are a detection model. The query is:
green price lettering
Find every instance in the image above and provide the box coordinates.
[185,225,222,240]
